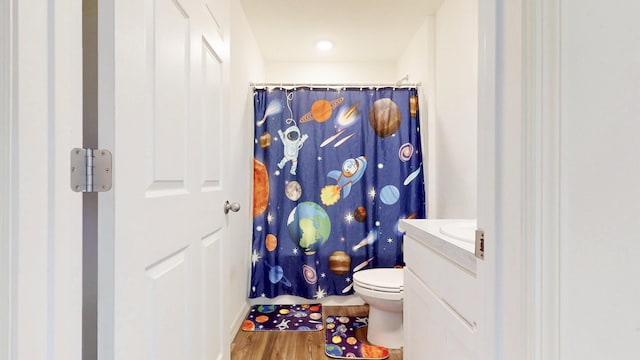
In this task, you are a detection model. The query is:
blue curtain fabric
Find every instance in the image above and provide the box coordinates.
[251,87,425,299]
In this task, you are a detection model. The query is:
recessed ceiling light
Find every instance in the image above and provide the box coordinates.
[316,40,333,50]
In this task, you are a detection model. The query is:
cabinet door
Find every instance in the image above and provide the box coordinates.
[404,269,476,359]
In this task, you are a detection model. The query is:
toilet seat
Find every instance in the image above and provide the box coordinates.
[353,268,404,297]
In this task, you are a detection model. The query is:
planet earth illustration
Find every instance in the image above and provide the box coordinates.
[368,98,402,137]
[328,251,351,275]
[325,344,343,357]
[287,201,331,255]
[257,304,276,313]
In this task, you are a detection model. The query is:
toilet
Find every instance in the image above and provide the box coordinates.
[352,268,404,349]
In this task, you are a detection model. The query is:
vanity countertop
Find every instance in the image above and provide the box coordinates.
[399,219,477,274]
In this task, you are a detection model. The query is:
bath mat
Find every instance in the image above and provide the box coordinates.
[324,316,390,359]
[240,304,324,332]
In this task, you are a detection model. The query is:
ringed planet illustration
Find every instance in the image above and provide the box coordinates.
[299,97,344,123]
[265,262,292,287]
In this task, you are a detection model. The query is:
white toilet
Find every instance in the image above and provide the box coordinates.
[352,267,404,349]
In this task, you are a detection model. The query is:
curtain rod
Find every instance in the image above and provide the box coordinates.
[249,82,421,90]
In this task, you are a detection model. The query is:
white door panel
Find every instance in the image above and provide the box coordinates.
[99,0,229,358]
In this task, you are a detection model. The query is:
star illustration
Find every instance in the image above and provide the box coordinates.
[320,272,326,278]
[344,213,354,224]
[251,249,261,266]
[368,187,376,200]
[292,248,299,255]
[267,212,274,224]
[346,277,351,283]
[314,287,327,299]
[387,238,393,243]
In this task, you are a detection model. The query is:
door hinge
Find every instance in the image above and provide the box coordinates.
[70,148,112,192]
[475,229,485,260]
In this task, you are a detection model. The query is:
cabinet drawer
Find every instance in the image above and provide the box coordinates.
[404,234,479,325]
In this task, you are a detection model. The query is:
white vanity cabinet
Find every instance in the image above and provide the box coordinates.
[400,220,479,360]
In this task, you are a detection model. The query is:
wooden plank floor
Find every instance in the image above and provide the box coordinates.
[231,305,403,360]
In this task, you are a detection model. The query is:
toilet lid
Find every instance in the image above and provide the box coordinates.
[353,268,403,291]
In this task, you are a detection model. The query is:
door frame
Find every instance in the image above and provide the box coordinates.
[3,0,83,358]
[1,0,12,356]
[478,0,561,358]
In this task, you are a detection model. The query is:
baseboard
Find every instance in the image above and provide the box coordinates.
[248,294,365,306]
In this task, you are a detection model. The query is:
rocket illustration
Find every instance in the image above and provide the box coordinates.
[320,156,367,206]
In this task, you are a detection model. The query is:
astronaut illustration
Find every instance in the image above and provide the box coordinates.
[277,125,308,175]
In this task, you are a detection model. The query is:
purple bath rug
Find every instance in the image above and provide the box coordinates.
[324,315,389,359]
[240,304,324,332]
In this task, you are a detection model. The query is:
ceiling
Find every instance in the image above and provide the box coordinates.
[239,0,445,63]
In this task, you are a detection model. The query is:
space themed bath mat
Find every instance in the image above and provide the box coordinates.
[324,316,389,359]
[240,304,324,332]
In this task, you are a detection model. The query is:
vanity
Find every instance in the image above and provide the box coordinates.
[399,219,480,359]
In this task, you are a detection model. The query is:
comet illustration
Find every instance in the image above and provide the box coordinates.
[352,229,379,251]
[352,256,375,272]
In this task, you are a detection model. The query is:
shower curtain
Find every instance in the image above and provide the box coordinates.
[251,87,425,299]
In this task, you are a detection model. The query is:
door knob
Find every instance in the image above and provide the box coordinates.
[224,201,241,214]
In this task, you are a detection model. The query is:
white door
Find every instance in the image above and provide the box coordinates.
[97,0,230,358]
[3,0,83,358]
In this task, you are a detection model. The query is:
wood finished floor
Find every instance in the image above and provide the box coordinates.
[231,305,403,360]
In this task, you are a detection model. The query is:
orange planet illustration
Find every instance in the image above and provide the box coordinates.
[255,315,269,323]
[253,159,269,217]
[265,234,277,251]
[241,320,255,331]
[299,97,344,123]
[361,343,390,358]
[329,251,352,275]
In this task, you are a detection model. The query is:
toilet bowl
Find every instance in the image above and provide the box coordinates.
[353,268,404,349]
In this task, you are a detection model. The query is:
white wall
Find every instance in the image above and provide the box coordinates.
[396,16,437,217]
[0,0,10,355]
[434,0,478,219]
[227,0,265,337]
[265,61,396,84]
[559,1,640,357]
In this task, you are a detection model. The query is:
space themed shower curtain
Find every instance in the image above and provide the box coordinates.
[251,87,425,299]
